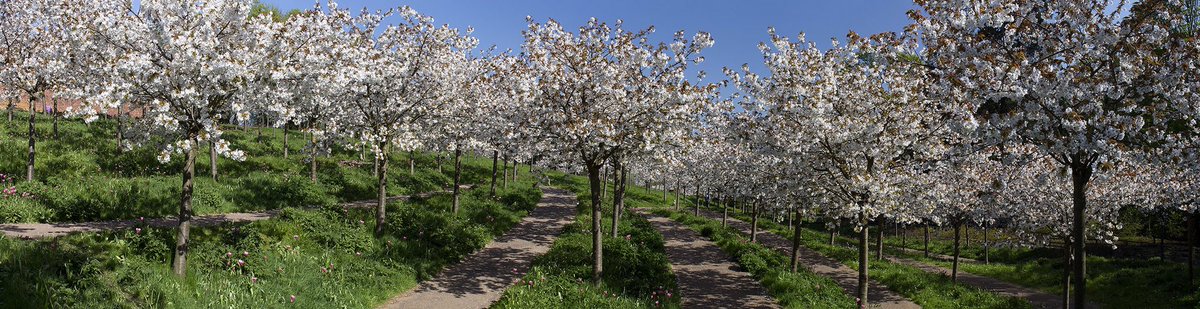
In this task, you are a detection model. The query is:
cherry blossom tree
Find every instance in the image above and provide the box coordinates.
[0,0,75,182]
[912,1,1195,305]
[518,17,713,283]
[77,0,271,276]
[329,5,474,235]
[730,29,940,304]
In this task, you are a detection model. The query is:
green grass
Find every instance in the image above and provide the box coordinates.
[655,209,857,309]
[493,173,680,308]
[0,179,542,308]
[0,110,517,223]
[714,208,1030,309]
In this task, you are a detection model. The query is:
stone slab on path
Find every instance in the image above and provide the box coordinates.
[696,209,921,309]
[378,187,576,309]
[637,209,779,309]
[0,186,468,239]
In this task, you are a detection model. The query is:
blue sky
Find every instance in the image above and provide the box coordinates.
[262,0,917,82]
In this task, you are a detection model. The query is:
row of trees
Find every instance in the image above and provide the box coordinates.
[3,1,1198,308]
[632,1,1198,307]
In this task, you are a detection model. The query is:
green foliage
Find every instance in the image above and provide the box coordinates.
[0,183,542,308]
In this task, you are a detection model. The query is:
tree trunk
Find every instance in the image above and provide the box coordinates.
[750,199,760,243]
[283,124,289,159]
[490,150,499,196]
[502,159,509,190]
[965,223,971,248]
[309,131,318,183]
[374,146,390,237]
[984,223,990,265]
[452,148,462,214]
[512,159,519,181]
[672,183,680,211]
[51,98,58,140]
[6,100,12,122]
[436,152,443,175]
[1069,161,1091,309]
[952,221,962,282]
[722,197,729,228]
[831,223,837,246]
[172,141,198,276]
[115,105,124,154]
[26,98,36,182]
[1062,239,1072,309]
[209,140,218,181]
[585,161,605,284]
[600,164,609,201]
[876,222,885,261]
[373,153,380,178]
[858,221,870,306]
[610,162,626,238]
[924,224,931,258]
[408,149,415,175]
[790,207,803,273]
[1188,212,1196,285]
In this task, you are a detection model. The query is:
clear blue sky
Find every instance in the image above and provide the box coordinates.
[263,0,916,82]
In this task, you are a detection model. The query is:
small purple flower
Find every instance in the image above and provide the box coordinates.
[236,259,245,267]
[135,228,142,235]
[289,295,296,303]
[251,277,258,284]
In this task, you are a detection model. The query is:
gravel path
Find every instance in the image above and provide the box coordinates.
[696,209,921,309]
[378,187,576,309]
[637,209,779,309]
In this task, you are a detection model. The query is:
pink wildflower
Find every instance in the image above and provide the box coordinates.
[135,228,142,235]
[289,295,296,303]
[236,259,245,267]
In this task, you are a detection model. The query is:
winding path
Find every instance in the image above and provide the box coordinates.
[696,209,921,309]
[637,209,779,309]
[378,187,576,309]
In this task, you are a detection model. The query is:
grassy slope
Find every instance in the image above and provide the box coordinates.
[0,111,493,223]
[0,111,557,308]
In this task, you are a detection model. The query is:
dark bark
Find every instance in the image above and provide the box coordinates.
[790,207,803,273]
[26,97,36,182]
[858,221,870,305]
[115,105,124,154]
[924,224,931,258]
[586,161,605,284]
[750,199,760,243]
[1069,160,1092,309]
[452,148,463,214]
[408,149,415,175]
[282,124,289,159]
[374,146,390,237]
[172,141,197,276]
[490,150,499,196]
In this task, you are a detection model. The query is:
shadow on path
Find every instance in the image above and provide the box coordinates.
[378,187,576,309]
[696,209,921,309]
[638,209,779,309]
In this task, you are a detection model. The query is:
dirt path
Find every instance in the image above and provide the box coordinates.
[378,187,576,309]
[637,209,779,309]
[0,187,464,239]
[696,210,921,309]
